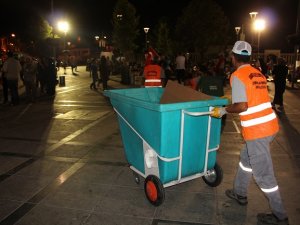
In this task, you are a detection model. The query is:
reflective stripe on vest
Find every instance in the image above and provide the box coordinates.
[241,111,277,127]
[240,102,272,116]
[239,162,252,172]
[145,86,162,88]
[145,79,161,82]
[144,79,162,87]
[261,185,278,193]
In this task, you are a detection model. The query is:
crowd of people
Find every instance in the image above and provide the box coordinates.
[142,49,231,92]
[142,47,293,111]
[0,51,57,105]
[87,55,113,91]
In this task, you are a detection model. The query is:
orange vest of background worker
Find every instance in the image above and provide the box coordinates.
[230,65,279,140]
[143,64,162,87]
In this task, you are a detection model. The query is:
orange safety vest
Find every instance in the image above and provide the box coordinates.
[143,64,162,87]
[230,65,279,140]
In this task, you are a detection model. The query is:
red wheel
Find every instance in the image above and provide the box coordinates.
[144,175,165,206]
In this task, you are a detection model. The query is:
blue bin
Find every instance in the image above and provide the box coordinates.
[104,87,227,185]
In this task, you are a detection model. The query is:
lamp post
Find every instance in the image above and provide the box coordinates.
[116,14,123,21]
[235,27,241,41]
[95,35,100,53]
[9,33,16,51]
[254,18,266,59]
[99,36,107,51]
[144,27,149,49]
[249,12,258,45]
[57,21,70,50]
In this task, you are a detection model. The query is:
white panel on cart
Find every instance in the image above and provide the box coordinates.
[143,141,160,177]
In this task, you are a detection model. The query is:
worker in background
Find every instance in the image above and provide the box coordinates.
[143,57,162,87]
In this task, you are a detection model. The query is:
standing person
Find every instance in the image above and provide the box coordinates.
[99,56,109,90]
[160,55,172,87]
[22,56,37,103]
[0,61,8,104]
[37,57,48,95]
[62,56,68,75]
[175,52,186,84]
[211,41,289,225]
[45,58,57,96]
[106,56,113,77]
[2,51,22,105]
[89,58,98,90]
[259,57,268,78]
[272,58,288,111]
[69,55,77,75]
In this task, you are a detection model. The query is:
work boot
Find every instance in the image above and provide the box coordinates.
[257,213,289,225]
[225,189,248,205]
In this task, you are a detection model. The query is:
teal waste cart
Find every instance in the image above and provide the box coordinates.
[104,87,227,206]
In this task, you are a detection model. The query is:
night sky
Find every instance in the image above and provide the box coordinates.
[0,0,299,51]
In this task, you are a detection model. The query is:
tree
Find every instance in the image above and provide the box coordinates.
[18,15,58,57]
[112,0,139,60]
[175,0,232,61]
[155,19,173,57]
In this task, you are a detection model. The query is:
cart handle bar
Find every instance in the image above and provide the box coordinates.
[182,110,212,116]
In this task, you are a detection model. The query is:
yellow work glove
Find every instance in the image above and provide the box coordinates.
[211,107,227,118]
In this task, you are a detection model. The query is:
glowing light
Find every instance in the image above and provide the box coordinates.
[254,19,266,32]
[57,21,70,34]
[144,27,149,34]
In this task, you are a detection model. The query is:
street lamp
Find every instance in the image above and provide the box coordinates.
[117,14,123,21]
[144,27,149,49]
[235,27,241,41]
[254,18,266,58]
[57,20,70,50]
[99,36,106,49]
[249,12,258,20]
[249,11,258,45]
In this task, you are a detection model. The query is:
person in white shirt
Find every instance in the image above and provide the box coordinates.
[175,52,186,84]
[2,51,22,105]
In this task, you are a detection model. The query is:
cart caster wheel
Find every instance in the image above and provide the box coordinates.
[133,171,140,184]
[202,163,223,187]
[144,175,165,206]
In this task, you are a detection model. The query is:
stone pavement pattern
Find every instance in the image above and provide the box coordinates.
[0,66,299,225]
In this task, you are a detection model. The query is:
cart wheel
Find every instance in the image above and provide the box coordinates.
[132,171,140,184]
[202,163,223,187]
[144,175,165,206]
